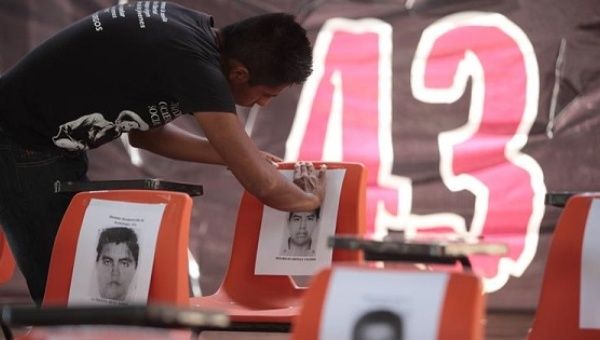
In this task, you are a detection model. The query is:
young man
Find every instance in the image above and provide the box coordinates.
[95,227,139,301]
[281,209,320,257]
[0,2,325,304]
[352,310,403,340]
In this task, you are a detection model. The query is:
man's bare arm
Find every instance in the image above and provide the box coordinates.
[129,124,283,165]
[194,111,324,212]
[128,124,226,164]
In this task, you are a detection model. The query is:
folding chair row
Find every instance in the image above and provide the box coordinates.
[19,163,600,340]
[42,162,366,328]
[20,160,495,339]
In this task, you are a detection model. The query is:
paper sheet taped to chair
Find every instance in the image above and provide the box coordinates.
[68,199,165,306]
[319,268,448,340]
[255,169,345,275]
[580,198,600,328]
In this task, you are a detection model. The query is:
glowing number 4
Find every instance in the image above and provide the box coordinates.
[286,18,412,240]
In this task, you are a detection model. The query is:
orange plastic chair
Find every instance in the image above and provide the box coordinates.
[292,266,485,340]
[43,190,192,307]
[0,230,16,284]
[529,194,600,339]
[190,162,366,329]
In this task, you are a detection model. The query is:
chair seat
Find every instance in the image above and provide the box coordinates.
[43,190,192,307]
[292,266,484,340]
[529,195,600,339]
[191,291,302,323]
[0,231,15,284]
[190,162,366,329]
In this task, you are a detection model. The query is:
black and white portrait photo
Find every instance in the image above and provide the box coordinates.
[254,169,346,276]
[319,268,449,340]
[280,208,320,257]
[68,199,166,306]
[352,310,404,340]
[94,227,139,301]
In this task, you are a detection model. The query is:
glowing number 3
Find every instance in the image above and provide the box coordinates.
[411,12,546,291]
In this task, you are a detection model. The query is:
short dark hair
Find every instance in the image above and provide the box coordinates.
[221,13,312,86]
[288,207,321,221]
[352,310,403,340]
[96,227,139,267]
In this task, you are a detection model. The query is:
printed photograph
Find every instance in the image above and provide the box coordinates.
[352,309,404,340]
[254,169,346,276]
[93,227,139,301]
[279,208,321,257]
[68,199,166,306]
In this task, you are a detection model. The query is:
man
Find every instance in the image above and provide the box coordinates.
[95,227,139,301]
[352,310,404,340]
[0,1,325,304]
[282,208,320,257]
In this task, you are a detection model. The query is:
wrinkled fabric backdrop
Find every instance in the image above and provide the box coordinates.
[1,0,599,312]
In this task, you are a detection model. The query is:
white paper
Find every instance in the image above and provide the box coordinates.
[254,169,345,276]
[580,199,600,328]
[68,199,166,306]
[319,268,448,340]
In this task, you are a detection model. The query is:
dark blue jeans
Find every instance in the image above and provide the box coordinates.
[0,129,88,305]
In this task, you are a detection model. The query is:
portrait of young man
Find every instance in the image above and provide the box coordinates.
[0,1,326,304]
[352,309,404,340]
[94,227,139,301]
[280,208,320,257]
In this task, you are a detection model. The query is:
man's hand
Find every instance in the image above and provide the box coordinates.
[194,111,323,211]
[261,151,282,165]
[293,161,327,206]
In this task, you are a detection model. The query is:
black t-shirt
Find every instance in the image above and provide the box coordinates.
[0,1,235,152]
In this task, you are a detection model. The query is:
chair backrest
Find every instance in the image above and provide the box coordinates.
[43,190,192,307]
[529,194,600,339]
[0,230,16,284]
[292,266,484,340]
[218,162,366,308]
